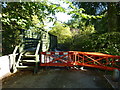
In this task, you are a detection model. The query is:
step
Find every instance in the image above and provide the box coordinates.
[22,55,36,57]
[16,66,34,68]
[24,38,39,40]
[20,60,37,62]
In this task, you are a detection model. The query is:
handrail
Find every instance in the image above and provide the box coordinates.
[13,43,22,54]
[35,41,41,55]
[13,38,41,55]
[13,46,19,54]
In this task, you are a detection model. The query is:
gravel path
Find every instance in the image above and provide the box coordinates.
[2,68,112,88]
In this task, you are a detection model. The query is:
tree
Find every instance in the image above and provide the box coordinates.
[71,2,107,15]
[71,2,120,32]
[107,2,119,32]
[2,1,66,55]
[49,21,72,50]
[64,1,120,55]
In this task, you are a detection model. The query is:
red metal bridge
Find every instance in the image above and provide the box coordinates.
[40,51,120,71]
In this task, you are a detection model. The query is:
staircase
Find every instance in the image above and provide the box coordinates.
[9,28,54,73]
[14,37,41,73]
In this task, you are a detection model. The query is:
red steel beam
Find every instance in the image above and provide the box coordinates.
[40,51,120,71]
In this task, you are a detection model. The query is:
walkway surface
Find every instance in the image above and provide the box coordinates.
[2,68,112,88]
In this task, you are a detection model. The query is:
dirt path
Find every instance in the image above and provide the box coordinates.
[2,68,112,88]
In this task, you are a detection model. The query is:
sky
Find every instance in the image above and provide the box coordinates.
[45,12,71,30]
[45,0,72,30]
[48,0,72,22]
[55,1,72,22]
[56,12,71,23]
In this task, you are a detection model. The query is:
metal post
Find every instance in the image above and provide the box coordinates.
[83,54,85,70]
[34,55,39,74]
[112,69,119,82]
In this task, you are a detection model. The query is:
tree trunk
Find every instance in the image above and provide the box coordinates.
[107,3,117,32]
[116,2,120,32]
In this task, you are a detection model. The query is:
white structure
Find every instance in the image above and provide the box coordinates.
[0,55,11,79]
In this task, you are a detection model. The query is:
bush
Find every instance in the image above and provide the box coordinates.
[91,32,120,55]
[62,32,120,56]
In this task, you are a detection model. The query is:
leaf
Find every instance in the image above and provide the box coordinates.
[92,16,97,19]
[56,6,65,12]
[81,14,88,19]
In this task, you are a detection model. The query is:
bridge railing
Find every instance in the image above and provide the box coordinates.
[71,52,120,71]
[40,51,73,66]
[40,51,120,71]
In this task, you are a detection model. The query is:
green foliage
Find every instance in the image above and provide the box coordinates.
[49,21,72,44]
[2,2,66,55]
[69,24,96,51]
[67,2,105,20]
[71,2,108,15]
[62,1,120,56]
[69,32,120,56]
[66,1,106,32]
[2,0,119,57]
[91,32,120,55]
[49,1,120,56]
